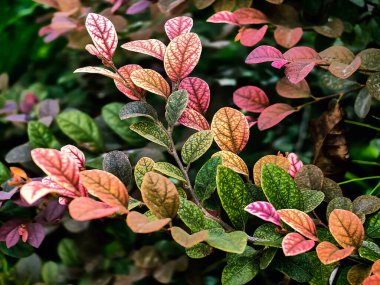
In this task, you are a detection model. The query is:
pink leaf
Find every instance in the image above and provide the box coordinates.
[239,25,268,47]
[126,0,150,14]
[233,8,268,25]
[258,103,297,130]
[165,16,193,41]
[328,56,361,79]
[85,44,100,57]
[85,13,118,61]
[69,197,119,221]
[271,60,288,69]
[233,86,269,113]
[245,45,286,64]
[282,232,315,256]
[74,66,120,81]
[207,11,239,26]
[244,201,281,226]
[274,26,303,49]
[287,153,303,177]
[283,46,321,63]
[121,39,166,60]
[275,77,311,99]
[178,108,210,131]
[60,145,86,171]
[285,62,316,84]
[179,77,210,114]
[114,64,146,100]
[246,116,257,128]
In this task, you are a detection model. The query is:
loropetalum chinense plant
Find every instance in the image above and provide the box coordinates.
[2,12,380,285]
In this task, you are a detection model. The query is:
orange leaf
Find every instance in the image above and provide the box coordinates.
[211,107,249,154]
[316,241,355,264]
[80,170,129,213]
[364,275,380,285]
[371,260,380,275]
[121,39,166,60]
[31,148,80,195]
[165,16,193,41]
[114,64,146,100]
[69,197,119,221]
[274,26,303,49]
[211,151,249,178]
[130,69,170,98]
[171,227,208,248]
[253,154,290,186]
[282,232,315,256]
[178,108,210,131]
[164,33,202,82]
[278,209,318,241]
[328,209,364,248]
[126,211,171,233]
[275,77,311,99]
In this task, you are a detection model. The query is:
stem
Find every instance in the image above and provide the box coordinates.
[338,176,380,185]
[352,160,380,167]
[369,182,380,195]
[313,210,328,228]
[344,120,380,132]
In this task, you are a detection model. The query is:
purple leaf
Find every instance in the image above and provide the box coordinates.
[26,223,45,248]
[244,201,281,226]
[37,99,60,119]
[0,219,24,240]
[0,101,17,115]
[5,114,30,123]
[0,187,18,201]
[6,228,20,248]
[126,0,150,14]
[35,200,67,224]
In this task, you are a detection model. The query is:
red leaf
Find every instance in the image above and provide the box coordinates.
[283,46,321,63]
[244,201,281,226]
[239,26,268,47]
[178,108,210,131]
[257,103,296,130]
[245,45,286,64]
[164,33,202,82]
[233,8,268,25]
[274,26,303,49]
[207,11,239,26]
[275,77,311,98]
[165,16,193,40]
[114,64,146,100]
[233,86,269,112]
[328,56,361,79]
[282,232,315,256]
[278,209,318,241]
[284,62,316,84]
[85,13,118,61]
[179,77,210,114]
[69,197,119,221]
[316,241,355,264]
[60,145,85,171]
[121,39,166,60]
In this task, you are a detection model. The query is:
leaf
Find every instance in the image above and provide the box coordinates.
[301,190,325,213]
[359,241,380,262]
[130,121,170,149]
[358,48,380,72]
[114,65,146,100]
[233,8,268,24]
[317,242,355,265]
[57,239,82,267]
[261,163,303,210]
[321,178,343,202]
[348,264,371,285]
[366,211,380,238]
[283,46,320,62]
[211,107,249,154]
[119,101,158,121]
[80,170,129,212]
[126,211,171,233]
[282,232,315,256]
[153,162,186,182]
[140,172,179,219]
[134,157,155,190]
[194,156,222,202]
[321,73,361,92]
[329,209,365,248]
[319,46,355,65]
[274,26,303,49]
[121,39,166,60]
[353,195,380,216]
[213,0,235,11]
[244,201,281,226]
[239,26,268,47]
[178,77,210,114]
[181,130,214,165]
[73,66,120,80]
[186,243,213,259]
[354,88,372,119]
[294,165,324,191]
[20,181,75,205]
[128,197,143,210]
[165,90,188,127]
[165,16,193,40]
[329,56,361,79]
[206,228,247,254]
[56,110,102,152]
[164,33,202,82]
[326,197,353,219]
[207,11,239,25]
[171,227,208,248]
[367,72,380,101]
[103,151,132,187]
[41,261,58,284]
[313,18,344,38]
[258,103,296,130]
[275,77,311,98]
[285,62,316,84]
[364,275,380,285]
[28,121,60,149]
[278,209,318,241]
[233,86,269,112]
[85,13,117,60]
[178,108,210,131]
[68,197,119,221]
[253,154,290,186]
[212,151,249,178]
[130,69,170,98]
[253,224,283,247]
[216,166,253,229]
[260,248,277,270]
[245,45,286,64]
[0,162,10,184]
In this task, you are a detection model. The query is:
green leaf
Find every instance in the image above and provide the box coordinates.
[41,261,59,284]
[130,121,170,149]
[0,161,10,184]
[119,101,158,121]
[27,121,60,149]
[309,255,336,285]
[326,197,353,219]
[153,162,186,182]
[252,224,282,248]
[181,130,214,165]
[128,197,143,210]
[261,163,303,210]
[206,228,247,254]
[134,157,155,189]
[103,150,132,187]
[216,166,253,230]
[0,242,34,258]
[56,110,102,152]
[354,88,372,119]
[366,211,380,238]
[165,90,188,127]
[102,102,145,145]
[367,72,380,100]
[222,247,259,285]
[260,248,277,270]
[186,243,213,259]
[57,239,82,267]
[359,240,380,261]
[302,190,325,212]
